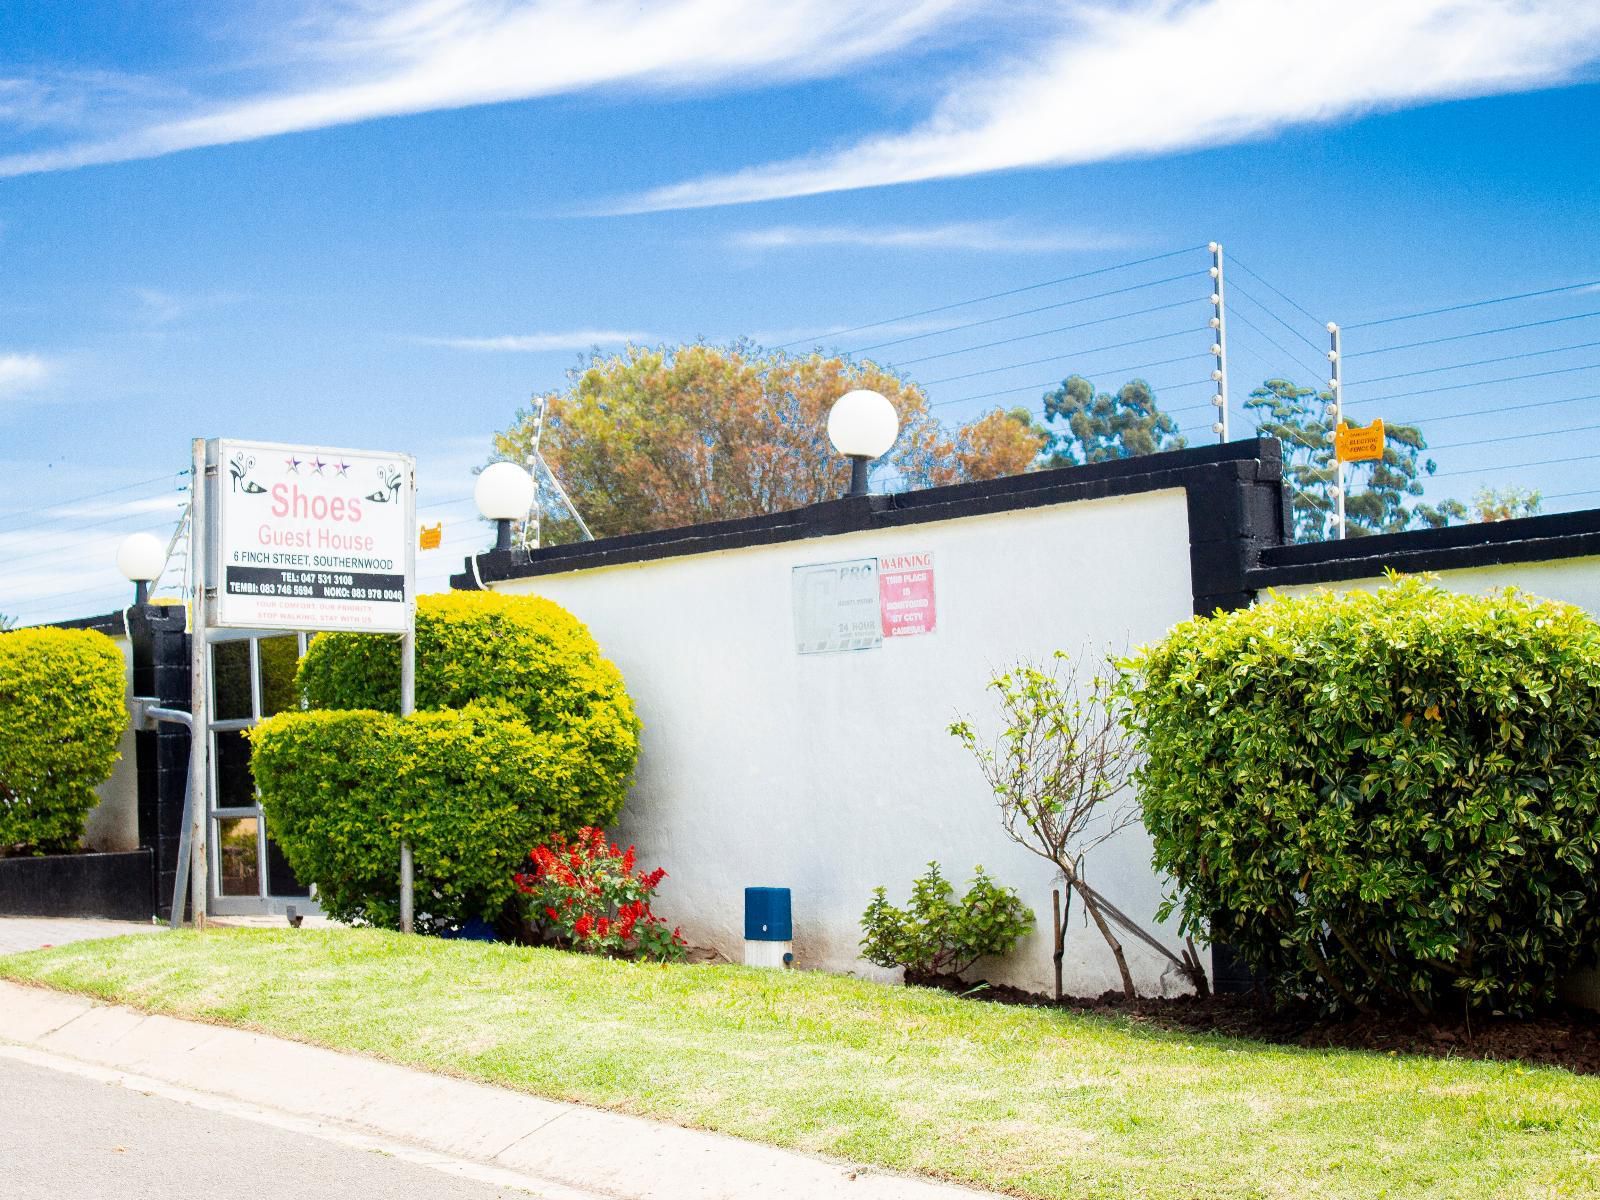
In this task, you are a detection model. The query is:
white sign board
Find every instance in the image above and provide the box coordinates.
[212,439,415,632]
[793,557,881,654]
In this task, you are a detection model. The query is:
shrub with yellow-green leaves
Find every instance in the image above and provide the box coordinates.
[0,627,127,855]
[251,592,639,930]
[1120,576,1600,1016]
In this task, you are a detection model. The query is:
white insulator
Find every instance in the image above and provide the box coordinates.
[1327,349,1339,361]
[1212,394,1226,407]
[1209,266,1220,279]
[1210,293,1221,306]
[1212,421,1225,434]
[1209,317,1221,329]
[1211,343,1223,356]
[1211,369,1224,381]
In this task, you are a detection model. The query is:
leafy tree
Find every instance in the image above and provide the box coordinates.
[493,342,1042,541]
[1244,378,1456,540]
[1042,375,1186,467]
[1469,485,1542,523]
[942,406,1050,483]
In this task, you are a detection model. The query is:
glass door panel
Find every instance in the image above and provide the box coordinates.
[207,633,317,916]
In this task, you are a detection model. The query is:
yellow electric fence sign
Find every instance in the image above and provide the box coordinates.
[418,522,443,550]
[1335,419,1385,463]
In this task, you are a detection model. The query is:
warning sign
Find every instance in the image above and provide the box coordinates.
[878,551,936,638]
[1335,419,1385,463]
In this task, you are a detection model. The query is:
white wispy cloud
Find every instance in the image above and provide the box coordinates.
[0,0,968,178]
[619,0,1600,212]
[728,221,1128,253]
[416,329,655,352]
[0,352,53,395]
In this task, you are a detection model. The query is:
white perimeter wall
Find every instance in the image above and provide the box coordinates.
[1276,554,1600,1009]
[83,629,139,853]
[495,489,1198,996]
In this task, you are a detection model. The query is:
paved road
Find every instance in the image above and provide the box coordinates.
[0,918,161,956]
[0,1056,533,1199]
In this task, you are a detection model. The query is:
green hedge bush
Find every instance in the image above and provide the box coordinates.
[0,627,127,854]
[251,591,639,930]
[250,705,603,930]
[1120,576,1600,1015]
[296,591,638,820]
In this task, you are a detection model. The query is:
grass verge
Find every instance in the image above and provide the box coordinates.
[4,928,1598,1199]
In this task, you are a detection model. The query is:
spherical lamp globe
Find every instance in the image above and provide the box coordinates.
[116,532,167,606]
[475,461,536,552]
[827,389,900,461]
[475,461,535,520]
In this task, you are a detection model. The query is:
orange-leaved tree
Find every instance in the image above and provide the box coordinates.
[493,343,1046,540]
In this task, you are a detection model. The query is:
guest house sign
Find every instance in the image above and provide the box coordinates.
[211,439,416,632]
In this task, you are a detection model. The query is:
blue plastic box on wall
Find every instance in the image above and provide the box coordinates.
[744,886,792,942]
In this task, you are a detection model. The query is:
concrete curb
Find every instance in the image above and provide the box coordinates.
[0,981,992,1200]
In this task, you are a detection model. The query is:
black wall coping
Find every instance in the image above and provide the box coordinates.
[1250,506,1600,589]
[41,610,128,635]
[451,438,1288,616]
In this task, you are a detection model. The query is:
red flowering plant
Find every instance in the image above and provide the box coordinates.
[513,827,687,962]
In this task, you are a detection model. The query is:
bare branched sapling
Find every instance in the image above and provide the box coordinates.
[949,652,1207,1000]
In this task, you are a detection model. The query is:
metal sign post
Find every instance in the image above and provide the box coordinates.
[187,438,417,932]
[187,438,210,929]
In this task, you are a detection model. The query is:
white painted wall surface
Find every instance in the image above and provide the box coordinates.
[1274,555,1600,613]
[495,490,1197,997]
[82,629,140,853]
[1276,556,1600,1009]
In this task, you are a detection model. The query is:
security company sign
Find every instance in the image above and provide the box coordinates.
[213,439,415,632]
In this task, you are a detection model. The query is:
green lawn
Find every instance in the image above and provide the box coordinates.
[4,929,1597,1199]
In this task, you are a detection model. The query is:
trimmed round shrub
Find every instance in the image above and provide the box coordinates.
[0,627,127,855]
[250,705,611,930]
[296,591,639,820]
[251,591,639,931]
[1121,576,1600,1016]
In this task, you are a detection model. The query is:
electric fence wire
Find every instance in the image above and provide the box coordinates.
[1345,277,1600,331]
[843,270,1199,357]
[892,297,1201,369]
[0,472,185,534]
[773,244,1208,351]
[1347,361,1600,408]
[1344,308,1600,359]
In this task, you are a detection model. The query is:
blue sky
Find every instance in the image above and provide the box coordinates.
[3,0,1600,622]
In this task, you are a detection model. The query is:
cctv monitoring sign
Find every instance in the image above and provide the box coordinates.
[211,439,415,632]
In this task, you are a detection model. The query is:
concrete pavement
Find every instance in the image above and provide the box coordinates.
[0,980,994,1200]
[0,917,161,955]
[0,1054,536,1199]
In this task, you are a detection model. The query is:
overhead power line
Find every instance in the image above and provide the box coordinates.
[1346,277,1600,331]
[774,244,1206,350]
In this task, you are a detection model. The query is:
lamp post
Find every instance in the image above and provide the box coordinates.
[827,389,900,498]
[115,532,166,606]
[474,461,536,551]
